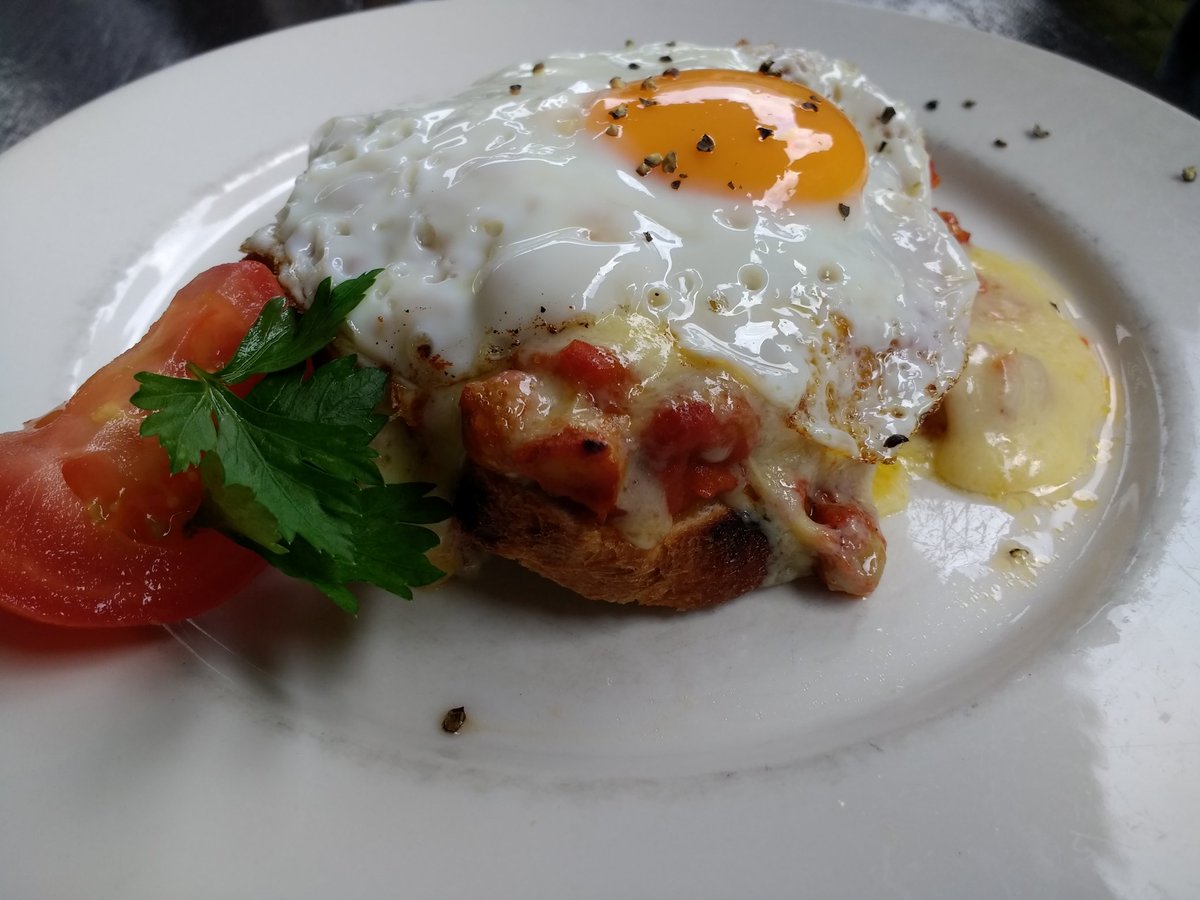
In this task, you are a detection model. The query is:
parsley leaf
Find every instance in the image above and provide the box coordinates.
[246,484,448,613]
[131,271,451,612]
[215,269,383,382]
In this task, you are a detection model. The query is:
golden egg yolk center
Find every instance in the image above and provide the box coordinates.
[589,68,868,209]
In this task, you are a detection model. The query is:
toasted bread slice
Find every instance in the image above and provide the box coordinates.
[454,463,772,610]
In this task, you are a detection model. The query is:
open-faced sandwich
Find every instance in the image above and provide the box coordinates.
[244,42,977,609]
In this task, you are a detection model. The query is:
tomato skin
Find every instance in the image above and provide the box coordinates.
[0,261,280,627]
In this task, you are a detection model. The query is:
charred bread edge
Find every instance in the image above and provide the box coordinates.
[455,462,771,611]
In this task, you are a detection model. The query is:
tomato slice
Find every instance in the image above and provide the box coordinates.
[0,261,280,627]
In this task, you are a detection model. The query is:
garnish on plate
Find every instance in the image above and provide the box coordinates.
[132,270,451,613]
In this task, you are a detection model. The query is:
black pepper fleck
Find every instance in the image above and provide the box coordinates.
[628,62,641,70]
[441,707,467,734]
[1029,123,1050,139]
[884,434,909,449]
[924,99,938,111]
[509,84,521,95]
[660,55,673,62]
[962,98,976,108]
[838,203,850,219]
[800,101,818,112]
[757,126,774,140]
[758,59,775,74]
[663,66,680,77]
[670,179,682,190]
[643,231,653,241]
[880,105,897,124]
[696,133,715,152]
[877,140,888,152]
[993,138,1008,148]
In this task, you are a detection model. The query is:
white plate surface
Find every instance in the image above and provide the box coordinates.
[1,1,1198,897]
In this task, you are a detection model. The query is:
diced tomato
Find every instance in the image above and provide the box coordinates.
[641,393,758,517]
[460,369,626,520]
[937,208,971,244]
[511,427,625,520]
[805,487,886,596]
[0,261,280,627]
[929,159,941,189]
[684,463,740,502]
[524,339,630,411]
[459,370,540,473]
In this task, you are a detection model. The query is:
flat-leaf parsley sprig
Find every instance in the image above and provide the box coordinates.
[131,270,451,613]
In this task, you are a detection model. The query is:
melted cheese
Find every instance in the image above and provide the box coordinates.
[934,248,1108,497]
[876,246,1109,506]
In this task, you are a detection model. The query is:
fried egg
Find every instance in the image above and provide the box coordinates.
[246,42,978,459]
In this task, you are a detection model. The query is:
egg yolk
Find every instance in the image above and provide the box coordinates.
[589,68,868,209]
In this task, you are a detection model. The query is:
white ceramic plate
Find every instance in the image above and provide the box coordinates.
[2,1,1198,896]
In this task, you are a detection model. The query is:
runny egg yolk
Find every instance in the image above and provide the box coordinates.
[589,68,868,209]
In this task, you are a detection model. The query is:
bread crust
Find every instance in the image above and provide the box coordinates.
[454,463,771,610]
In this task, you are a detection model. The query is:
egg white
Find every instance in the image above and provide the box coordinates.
[246,42,977,459]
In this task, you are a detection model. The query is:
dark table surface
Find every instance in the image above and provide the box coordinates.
[1,0,1197,155]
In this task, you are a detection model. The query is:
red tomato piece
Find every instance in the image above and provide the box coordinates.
[0,261,280,627]
[806,487,886,596]
[511,427,625,521]
[460,369,626,521]
[523,339,631,411]
[548,340,627,391]
[685,463,739,502]
[642,394,758,517]
[937,208,971,244]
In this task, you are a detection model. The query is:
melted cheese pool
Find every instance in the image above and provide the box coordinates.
[934,248,1109,497]
[875,246,1112,531]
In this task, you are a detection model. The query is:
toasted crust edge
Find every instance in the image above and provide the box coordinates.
[454,464,772,611]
